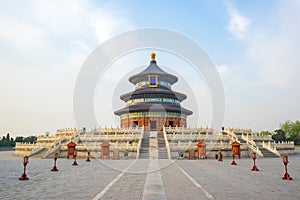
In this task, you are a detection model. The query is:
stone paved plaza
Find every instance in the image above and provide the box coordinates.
[0,151,300,200]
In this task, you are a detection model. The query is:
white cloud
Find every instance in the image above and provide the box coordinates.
[91,9,132,43]
[221,0,300,131]
[225,2,250,40]
[217,64,229,77]
[0,0,133,136]
[246,0,300,90]
[0,1,132,57]
[0,19,46,53]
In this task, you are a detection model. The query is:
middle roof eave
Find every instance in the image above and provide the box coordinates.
[120,88,187,102]
[114,103,193,116]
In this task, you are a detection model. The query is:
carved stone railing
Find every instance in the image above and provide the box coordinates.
[136,126,144,159]
[91,126,143,135]
[81,134,140,141]
[241,134,263,157]
[164,126,215,134]
[80,128,142,142]
[69,131,80,143]
[163,126,171,159]
[36,135,56,143]
[251,135,272,141]
[223,128,240,143]
[28,143,46,157]
[227,127,252,135]
[166,133,229,141]
[262,141,281,156]
[43,144,61,158]
[43,135,66,158]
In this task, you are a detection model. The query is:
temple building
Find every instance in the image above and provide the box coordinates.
[114,53,193,131]
[14,53,295,159]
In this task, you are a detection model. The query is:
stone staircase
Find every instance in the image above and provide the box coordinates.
[259,147,279,157]
[43,136,67,158]
[238,137,247,144]
[240,135,279,157]
[226,129,265,157]
[43,144,62,158]
[240,133,279,157]
[29,147,47,158]
[138,132,150,159]
[157,132,168,159]
[239,132,278,157]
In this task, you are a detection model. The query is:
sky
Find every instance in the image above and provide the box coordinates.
[0,0,300,137]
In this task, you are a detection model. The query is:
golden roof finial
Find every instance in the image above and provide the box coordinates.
[151,52,156,61]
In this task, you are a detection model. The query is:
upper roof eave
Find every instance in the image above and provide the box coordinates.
[128,60,178,84]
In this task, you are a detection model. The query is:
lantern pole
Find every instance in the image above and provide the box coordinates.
[19,156,29,180]
[51,152,59,171]
[86,151,91,162]
[282,154,292,180]
[251,152,259,171]
[72,149,78,166]
[231,153,237,165]
[218,149,223,161]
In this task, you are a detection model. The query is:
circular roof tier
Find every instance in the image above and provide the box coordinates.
[114,102,193,116]
[120,88,187,102]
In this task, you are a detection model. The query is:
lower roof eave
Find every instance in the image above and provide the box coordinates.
[114,109,192,116]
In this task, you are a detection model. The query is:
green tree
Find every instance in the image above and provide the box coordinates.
[3,133,11,147]
[24,136,37,144]
[10,137,15,146]
[1,136,5,146]
[280,120,300,145]
[0,133,14,147]
[260,130,272,136]
[15,136,24,143]
[272,129,286,142]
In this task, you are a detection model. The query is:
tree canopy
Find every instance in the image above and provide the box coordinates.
[0,133,15,147]
[260,130,272,136]
[0,134,37,147]
[270,120,300,144]
[280,120,300,144]
[272,129,286,142]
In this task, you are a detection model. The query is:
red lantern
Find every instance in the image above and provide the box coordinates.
[230,141,241,159]
[196,141,206,159]
[66,141,76,159]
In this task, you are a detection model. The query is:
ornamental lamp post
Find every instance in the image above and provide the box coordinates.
[218,149,223,162]
[231,153,237,165]
[72,149,78,166]
[19,156,29,180]
[51,152,59,171]
[86,151,91,162]
[282,154,292,180]
[251,152,259,171]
